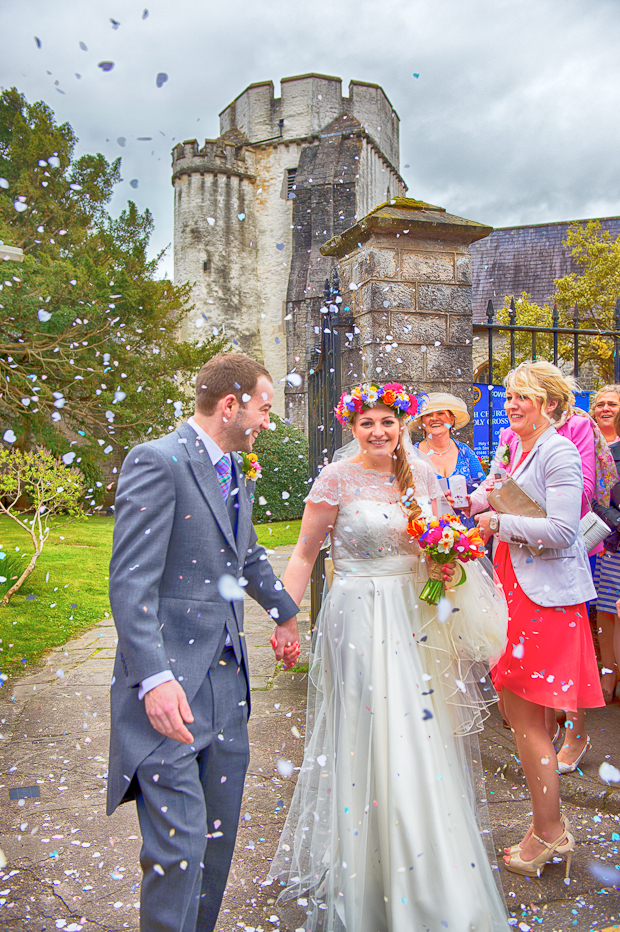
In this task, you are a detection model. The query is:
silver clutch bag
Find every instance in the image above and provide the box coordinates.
[580,510,612,552]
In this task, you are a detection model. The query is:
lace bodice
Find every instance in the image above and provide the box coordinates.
[307,459,443,564]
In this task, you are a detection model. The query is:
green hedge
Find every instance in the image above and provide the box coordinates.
[252,415,309,523]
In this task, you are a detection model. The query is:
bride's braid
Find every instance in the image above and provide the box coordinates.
[393,434,422,520]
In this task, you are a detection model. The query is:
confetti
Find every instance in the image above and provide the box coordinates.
[98,62,115,72]
[217,574,245,601]
[277,759,294,778]
[156,73,169,88]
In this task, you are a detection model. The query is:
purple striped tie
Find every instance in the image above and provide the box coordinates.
[215,455,232,500]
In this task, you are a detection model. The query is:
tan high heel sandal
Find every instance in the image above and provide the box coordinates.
[503,828,575,879]
[504,814,571,856]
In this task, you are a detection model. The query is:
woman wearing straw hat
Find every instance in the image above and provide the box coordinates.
[410,392,484,528]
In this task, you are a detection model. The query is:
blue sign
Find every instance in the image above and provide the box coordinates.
[473,383,591,464]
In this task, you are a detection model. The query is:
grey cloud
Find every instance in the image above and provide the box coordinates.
[1,0,620,279]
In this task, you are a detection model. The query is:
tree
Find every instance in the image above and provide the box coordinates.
[494,220,620,384]
[0,448,85,604]
[252,415,309,522]
[0,88,225,495]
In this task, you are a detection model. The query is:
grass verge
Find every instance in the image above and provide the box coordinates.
[0,515,301,681]
[0,515,114,680]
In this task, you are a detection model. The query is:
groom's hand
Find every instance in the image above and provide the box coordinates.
[272,616,300,669]
[144,681,195,744]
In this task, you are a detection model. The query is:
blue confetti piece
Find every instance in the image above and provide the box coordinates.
[98,61,115,72]
[422,709,433,720]
[156,72,168,88]
[129,179,139,189]
[79,41,88,51]
[34,37,42,48]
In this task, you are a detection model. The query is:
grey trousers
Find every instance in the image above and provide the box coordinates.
[135,646,250,932]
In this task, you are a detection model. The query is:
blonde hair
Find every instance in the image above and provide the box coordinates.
[393,440,422,520]
[504,360,576,422]
[590,384,620,418]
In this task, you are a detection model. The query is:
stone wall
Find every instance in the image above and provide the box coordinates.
[318,198,493,442]
[173,74,406,418]
[173,140,260,356]
[283,117,406,426]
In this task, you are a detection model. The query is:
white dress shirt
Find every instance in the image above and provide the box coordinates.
[138,418,232,700]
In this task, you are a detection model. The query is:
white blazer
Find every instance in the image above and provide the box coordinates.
[471,426,596,608]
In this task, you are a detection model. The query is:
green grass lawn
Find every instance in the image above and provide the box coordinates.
[0,515,301,682]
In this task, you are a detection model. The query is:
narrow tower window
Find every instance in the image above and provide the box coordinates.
[287,168,297,195]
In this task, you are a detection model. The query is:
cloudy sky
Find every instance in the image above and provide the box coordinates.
[2,0,620,279]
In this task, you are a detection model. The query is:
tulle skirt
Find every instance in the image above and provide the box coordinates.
[267,554,510,932]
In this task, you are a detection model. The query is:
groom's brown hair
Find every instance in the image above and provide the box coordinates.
[195,353,271,415]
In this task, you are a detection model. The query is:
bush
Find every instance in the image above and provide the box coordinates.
[252,415,309,523]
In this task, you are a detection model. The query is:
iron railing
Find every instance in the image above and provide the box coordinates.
[473,297,620,462]
[306,270,352,621]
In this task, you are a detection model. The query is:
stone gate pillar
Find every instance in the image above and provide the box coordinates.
[319,197,492,439]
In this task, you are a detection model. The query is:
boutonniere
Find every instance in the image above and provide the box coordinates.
[241,451,262,483]
[496,443,512,467]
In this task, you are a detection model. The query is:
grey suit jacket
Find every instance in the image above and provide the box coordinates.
[471,427,596,607]
[107,421,298,814]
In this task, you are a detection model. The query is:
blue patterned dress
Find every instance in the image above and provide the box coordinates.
[414,438,485,529]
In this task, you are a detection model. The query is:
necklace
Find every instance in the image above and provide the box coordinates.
[423,438,453,457]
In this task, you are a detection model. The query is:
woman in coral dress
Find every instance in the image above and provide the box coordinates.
[470,361,604,880]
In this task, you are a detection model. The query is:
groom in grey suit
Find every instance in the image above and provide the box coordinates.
[107,353,300,932]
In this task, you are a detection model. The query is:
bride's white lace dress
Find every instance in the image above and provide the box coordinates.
[268,459,510,932]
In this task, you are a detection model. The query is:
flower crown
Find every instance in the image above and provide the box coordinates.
[335,382,422,426]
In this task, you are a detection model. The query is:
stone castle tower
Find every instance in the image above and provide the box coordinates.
[172,74,406,417]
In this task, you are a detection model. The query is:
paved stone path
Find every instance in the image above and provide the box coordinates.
[1,545,620,931]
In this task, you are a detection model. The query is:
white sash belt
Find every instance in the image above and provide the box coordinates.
[332,555,427,581]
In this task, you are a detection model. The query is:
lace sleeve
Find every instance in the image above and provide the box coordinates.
[306,462,340,505]
[411,459,443,501]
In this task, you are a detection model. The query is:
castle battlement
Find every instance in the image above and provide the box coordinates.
[218,73,400,167]
[173,74,405,421]
[171,138,255,184]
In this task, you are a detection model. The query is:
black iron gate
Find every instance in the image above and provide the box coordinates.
[473,297,620,460]
[307,270,352,621]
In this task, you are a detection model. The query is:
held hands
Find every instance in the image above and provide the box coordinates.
[144,680,195,744]
[270,615,301,669]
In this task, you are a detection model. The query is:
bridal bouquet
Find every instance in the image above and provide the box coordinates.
[407,515,486,605]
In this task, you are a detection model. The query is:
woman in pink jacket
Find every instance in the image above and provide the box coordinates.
[496,397,617,772]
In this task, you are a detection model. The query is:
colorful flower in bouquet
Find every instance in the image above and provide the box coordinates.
[335,382,425,427]
[407,514,486,604]
[241,451,262,482]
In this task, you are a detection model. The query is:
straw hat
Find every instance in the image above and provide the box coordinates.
[410,392,470,431]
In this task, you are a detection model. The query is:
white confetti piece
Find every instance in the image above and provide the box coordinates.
[277,759,294,778]
[599,761,620,783]
[217,574,245,601]
[3,430,16,443]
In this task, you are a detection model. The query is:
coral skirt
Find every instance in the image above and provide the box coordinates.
[492,541,604,711]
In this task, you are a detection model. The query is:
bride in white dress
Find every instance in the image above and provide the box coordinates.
[268,383,510,932]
